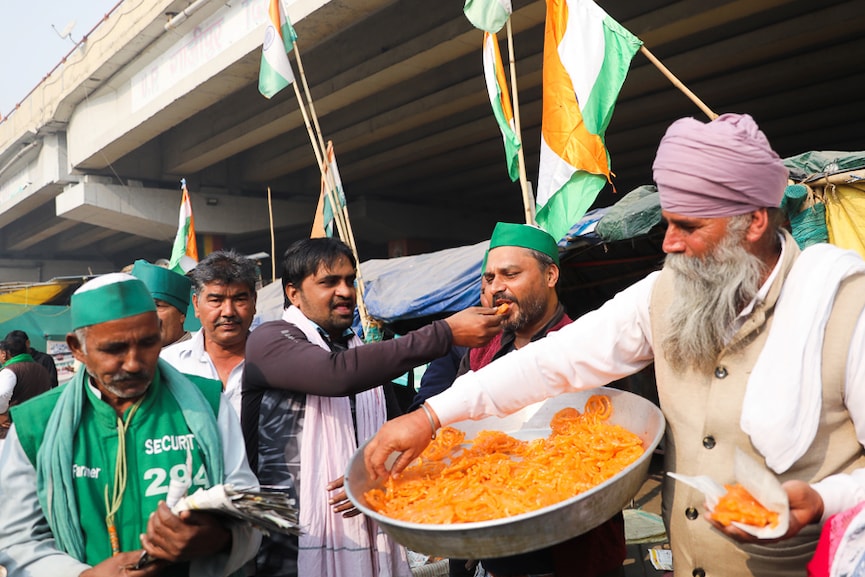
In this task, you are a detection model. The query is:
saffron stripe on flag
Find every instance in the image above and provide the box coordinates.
[536,0,641,242]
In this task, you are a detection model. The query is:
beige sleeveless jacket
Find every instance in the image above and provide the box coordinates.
[650,233,865,577]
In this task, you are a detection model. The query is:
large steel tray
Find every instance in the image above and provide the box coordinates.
[345,387,665,558]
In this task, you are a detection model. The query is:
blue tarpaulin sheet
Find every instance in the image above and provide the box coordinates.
[361,241,487,323]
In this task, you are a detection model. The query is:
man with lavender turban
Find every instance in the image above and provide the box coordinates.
[653,113,789,217]
[364,112,865,577]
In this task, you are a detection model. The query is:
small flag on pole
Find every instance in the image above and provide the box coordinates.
[259,0,297,99]
[310,141,346,239]
[169,179,199,274]
[464,0,512,33]
[483,32,521,182]
[535,0,642,243]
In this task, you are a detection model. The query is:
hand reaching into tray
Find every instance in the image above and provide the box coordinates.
[364,405,439,479]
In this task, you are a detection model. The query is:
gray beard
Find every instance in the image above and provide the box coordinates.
[661,226,767,374]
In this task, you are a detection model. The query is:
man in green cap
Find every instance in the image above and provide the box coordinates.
[131,259,194,347]
[416,223,625,577]
[0,272,260,576]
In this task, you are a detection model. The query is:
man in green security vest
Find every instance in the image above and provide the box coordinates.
[0,272,261,576]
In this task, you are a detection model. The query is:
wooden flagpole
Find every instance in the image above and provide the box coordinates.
[289,81,348,244]
[267,186,276,282]
[292,41,362,259]
[289,80,372,329]
[640,45,718,120]
[290,40,373,328]
[505,19,536,226]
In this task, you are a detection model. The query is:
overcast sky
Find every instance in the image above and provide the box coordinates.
[1,1,118,116]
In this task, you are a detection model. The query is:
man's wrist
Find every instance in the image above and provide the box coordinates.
[419,404,439,440]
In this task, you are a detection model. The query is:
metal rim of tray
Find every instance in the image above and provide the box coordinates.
[345,387,665,558]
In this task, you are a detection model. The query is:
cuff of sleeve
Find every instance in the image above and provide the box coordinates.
[427,372,477,427]
[432,319,454,347]
[812,475,865,522]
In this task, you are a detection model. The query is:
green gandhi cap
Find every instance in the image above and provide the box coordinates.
[71,273,157,330]
[488,222,560,265]
[131,259,192,313]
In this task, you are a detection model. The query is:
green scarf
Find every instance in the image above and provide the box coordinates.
[3,353,35,367]
[35,358,225,560]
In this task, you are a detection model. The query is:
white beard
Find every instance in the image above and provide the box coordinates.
[661,221,767,374]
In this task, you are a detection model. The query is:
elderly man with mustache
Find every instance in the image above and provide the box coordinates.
[365,113,865,577]
[0,273,260,576]
[162,250,257,418]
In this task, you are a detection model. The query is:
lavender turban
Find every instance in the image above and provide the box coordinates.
[652,113,789,217]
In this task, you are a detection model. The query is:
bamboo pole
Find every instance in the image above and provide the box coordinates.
[640,45,718,121]
[290,82,349,244]
[290,39,373,332]
[317,141,350,245]
[505,19,535,225]
[293,40,363,262]
[290,80,371,330]
[293,41,363,259]
[267,186,276,282]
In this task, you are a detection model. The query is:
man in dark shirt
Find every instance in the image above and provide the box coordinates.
[6,331,58,388]
[0,334,52,440]
[241,237,503,577]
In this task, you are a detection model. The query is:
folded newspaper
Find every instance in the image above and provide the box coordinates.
[174,484,302,535]
[134,483,301,569]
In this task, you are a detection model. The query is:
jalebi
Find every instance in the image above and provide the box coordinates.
[365,394,644,524]
[710,483,779,528]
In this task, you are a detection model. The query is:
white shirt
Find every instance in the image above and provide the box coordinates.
[429,267,865,520]
[161,330,245,417]
[0,368,17,413]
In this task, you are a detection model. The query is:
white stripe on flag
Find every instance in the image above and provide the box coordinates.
[559,0,606,112]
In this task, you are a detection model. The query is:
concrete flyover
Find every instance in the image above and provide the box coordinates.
[2,0,864,281]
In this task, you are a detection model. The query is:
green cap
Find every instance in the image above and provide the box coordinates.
[71,273,157,330]
[131,259,192,313]
[488,222,560,265]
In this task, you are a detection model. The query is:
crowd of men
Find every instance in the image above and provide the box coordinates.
[2,113,865,577]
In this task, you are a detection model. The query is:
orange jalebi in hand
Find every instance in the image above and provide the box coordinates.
[710,483,779,528]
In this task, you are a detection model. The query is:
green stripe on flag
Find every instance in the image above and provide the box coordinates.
[169,218,192,273]
[580,16,641,135]
[536,171,606,243]
[464,0,512,33]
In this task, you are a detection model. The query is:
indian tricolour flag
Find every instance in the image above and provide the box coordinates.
[464,0,512,33]
[310,141,346,238]
[535,0,642,243]
[259,0,297,99]
[483,32,521,182]
[169,179,199,273]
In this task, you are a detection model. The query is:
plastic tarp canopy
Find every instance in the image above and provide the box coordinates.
[782,150,865,260]
[0,304,72,351]
[251,241,487,327]
[361,241,487,324]
[783,151,865,182]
